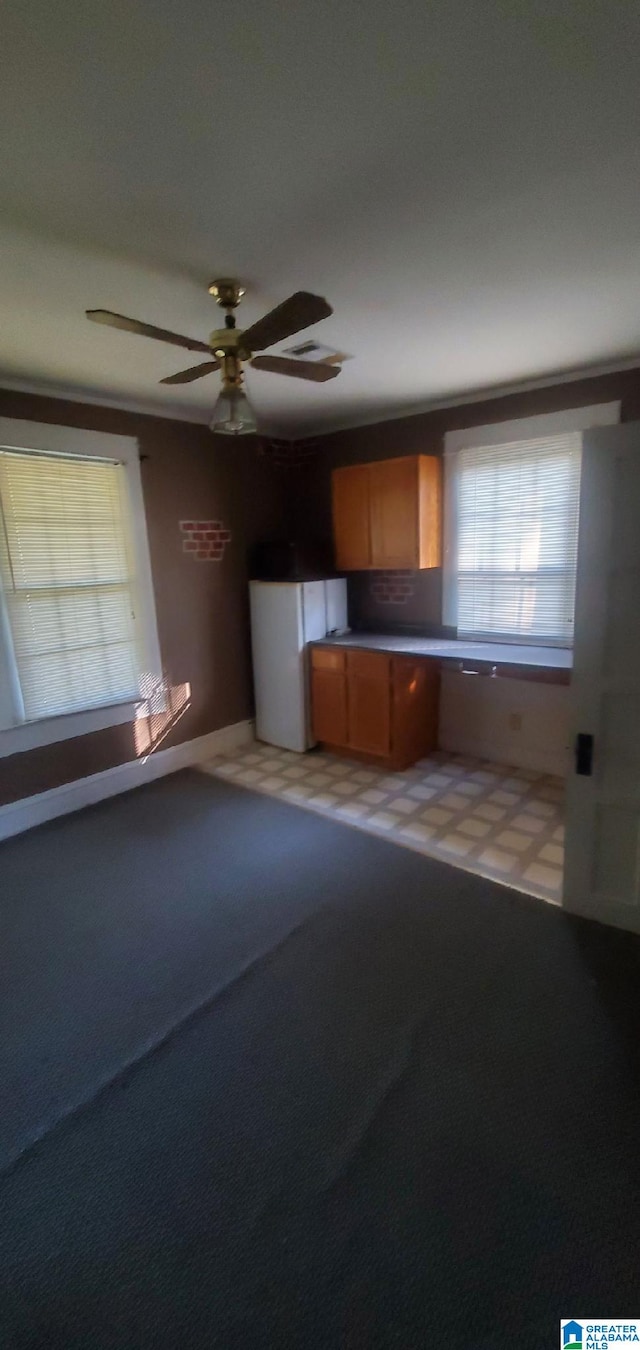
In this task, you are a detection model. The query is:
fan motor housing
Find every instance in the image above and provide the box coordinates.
[209,327,251,360]
[208,279,245,308]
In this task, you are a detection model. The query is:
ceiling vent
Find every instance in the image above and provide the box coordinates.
[282,340,351,364]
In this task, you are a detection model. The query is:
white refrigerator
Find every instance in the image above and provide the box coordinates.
[250,579,348,752]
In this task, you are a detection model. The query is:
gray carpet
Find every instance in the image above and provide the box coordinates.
[1,770,639,1349]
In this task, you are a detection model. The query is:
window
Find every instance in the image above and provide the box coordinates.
[443,404,620,647]
[449,431,582,644]
[0,419,162,753]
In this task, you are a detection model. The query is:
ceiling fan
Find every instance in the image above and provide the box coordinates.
[86,280,340,435]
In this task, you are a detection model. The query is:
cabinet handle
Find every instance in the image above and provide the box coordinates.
[458,663,497,677]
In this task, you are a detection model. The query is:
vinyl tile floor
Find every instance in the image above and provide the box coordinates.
[202,743,565,904]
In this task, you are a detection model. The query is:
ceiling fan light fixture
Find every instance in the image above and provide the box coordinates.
[209,382,257,436]
[86,283,336,418]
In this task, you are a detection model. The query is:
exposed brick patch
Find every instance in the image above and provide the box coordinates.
[179,520,231,562]
[260,438,319,469]
[370,570,416,605]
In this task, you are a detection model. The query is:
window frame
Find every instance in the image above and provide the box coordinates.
[442,402,621,647]
[0,418,162,759]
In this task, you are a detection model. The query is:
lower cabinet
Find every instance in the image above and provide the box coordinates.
[310,645,439,770]
[346,651,391,756]
[310,648,348,745]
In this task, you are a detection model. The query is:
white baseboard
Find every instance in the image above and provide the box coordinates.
[0,719,254,842]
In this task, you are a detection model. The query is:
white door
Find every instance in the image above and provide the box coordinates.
[564,421,640,932]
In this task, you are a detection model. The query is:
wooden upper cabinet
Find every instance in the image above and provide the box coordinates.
[370,456,420,569]
[416,455,442,569]
[331,454,441,571]
[332,464,371,571]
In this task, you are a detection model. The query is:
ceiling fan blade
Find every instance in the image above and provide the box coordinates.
[160,360,220,385]
[251,355,341,382]
[241,292,332,353]
[86,309,211,354]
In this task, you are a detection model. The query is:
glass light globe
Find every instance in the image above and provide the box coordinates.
[209,385,257,436]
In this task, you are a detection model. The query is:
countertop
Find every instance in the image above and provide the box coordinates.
[313,632,573,670]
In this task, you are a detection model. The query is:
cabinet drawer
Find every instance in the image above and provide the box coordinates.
[346,650,390,681]
[311,646,346,672]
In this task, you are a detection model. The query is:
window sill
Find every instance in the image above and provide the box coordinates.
[0,699,138,760]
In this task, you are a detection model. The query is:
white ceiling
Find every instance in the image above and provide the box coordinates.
[1,0,640,435]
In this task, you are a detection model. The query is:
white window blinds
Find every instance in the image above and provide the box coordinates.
[0,450,141,721]
[449,431,582,645]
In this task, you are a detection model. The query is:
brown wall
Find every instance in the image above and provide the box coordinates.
[3,363,640,807]
[290,366,640,632]
[0,388,286,805]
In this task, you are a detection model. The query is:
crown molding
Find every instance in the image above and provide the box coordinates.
[1,353,639,441]
[0,373,211,426]
[291,354,640,439]
[0,374,295,437]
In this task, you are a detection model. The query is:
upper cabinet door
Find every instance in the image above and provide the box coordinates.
[331,454,441,571]
[416,455,442,568]
[369,456,420,569]
[332,465,371,570]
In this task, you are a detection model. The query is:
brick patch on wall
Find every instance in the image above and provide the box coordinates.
[180,520,232,561]
[370,570,416,604]
[260,438,319,469]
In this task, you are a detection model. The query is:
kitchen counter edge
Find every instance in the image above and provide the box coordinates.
[310,633,573,671]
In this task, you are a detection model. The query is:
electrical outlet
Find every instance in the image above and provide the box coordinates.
[509,712,523,732]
